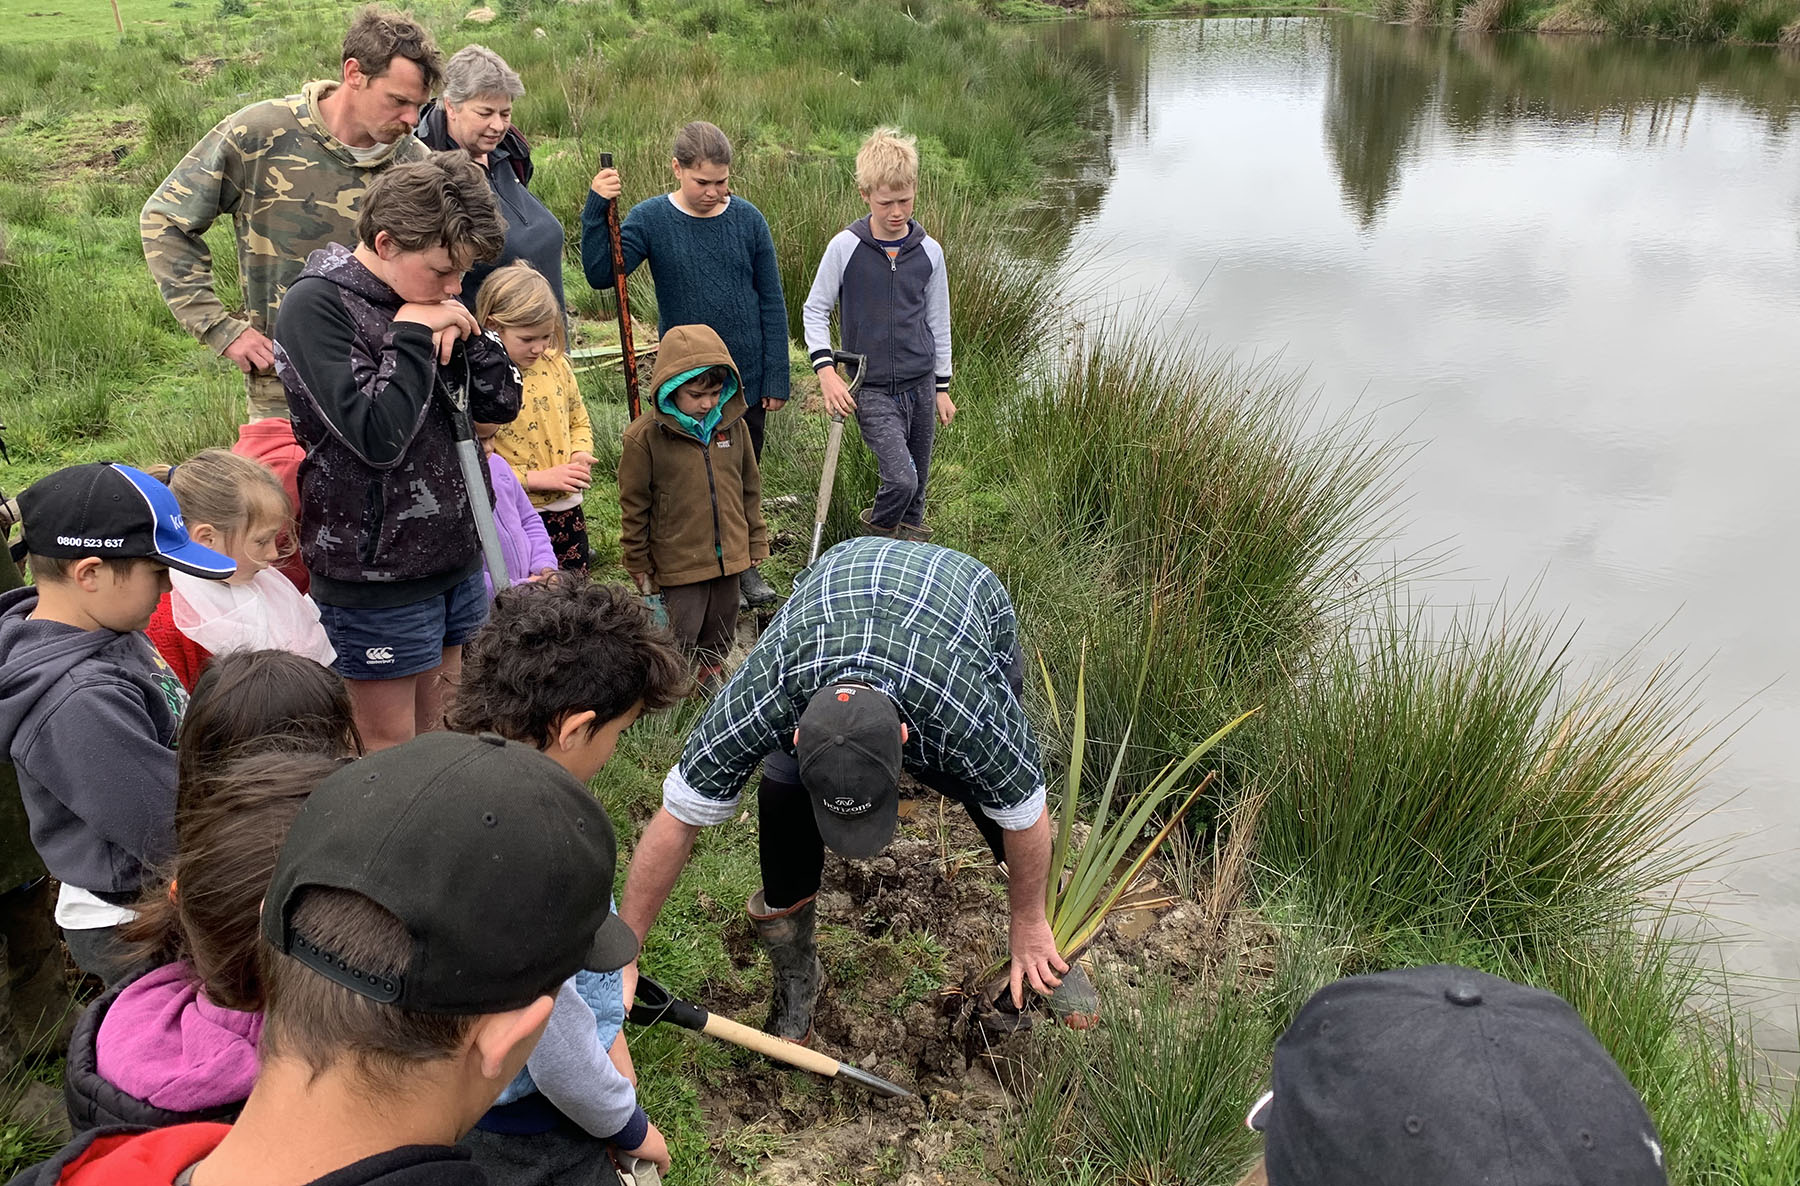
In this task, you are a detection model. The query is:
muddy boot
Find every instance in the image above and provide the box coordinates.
[896,522,933,543]
[739,566,779,609]
[747,889,822,1043]
[857,508,898,538]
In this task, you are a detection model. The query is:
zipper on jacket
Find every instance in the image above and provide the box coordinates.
[887,246,898,393]
[701,439,725,577]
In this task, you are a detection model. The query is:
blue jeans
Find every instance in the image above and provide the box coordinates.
[855,378,936,529]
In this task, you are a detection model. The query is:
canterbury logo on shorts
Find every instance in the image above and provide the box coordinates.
[365,647,395,664]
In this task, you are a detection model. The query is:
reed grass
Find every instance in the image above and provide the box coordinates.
[1249,595,1718,955]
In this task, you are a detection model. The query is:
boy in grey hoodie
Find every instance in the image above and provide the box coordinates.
[0,464,234,985]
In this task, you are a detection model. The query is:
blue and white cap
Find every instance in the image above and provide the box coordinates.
[19,462,236,580]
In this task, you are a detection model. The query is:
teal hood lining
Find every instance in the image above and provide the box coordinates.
[656,365,740,443]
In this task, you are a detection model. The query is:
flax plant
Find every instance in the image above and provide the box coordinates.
[989,645,1257,989]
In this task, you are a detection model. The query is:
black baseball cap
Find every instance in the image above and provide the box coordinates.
[19,462,235,579]
[1248,964,1667,1186]
[262,731,638,1014]
[796,683,903,860]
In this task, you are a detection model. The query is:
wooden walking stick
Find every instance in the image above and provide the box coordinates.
[598,152,641,421]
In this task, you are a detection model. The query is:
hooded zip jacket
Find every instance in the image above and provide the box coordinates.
[140,81,429,357]
[802,217,951,393]
[617,326,768,590]
[0,587,185,898]
[415,103,566,313]
[4,1124,483,1186]
[274,244,522,609]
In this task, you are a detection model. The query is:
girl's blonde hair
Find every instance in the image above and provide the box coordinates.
[475,261,566,352]
[855,126,919,194]
[150,449,292,547]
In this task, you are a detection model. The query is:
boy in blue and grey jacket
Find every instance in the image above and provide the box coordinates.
[803,127,953,541]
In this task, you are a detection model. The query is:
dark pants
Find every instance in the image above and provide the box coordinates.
[2,878,72,1056]
[662,574,740,665]
[744,401,767,461]
[855,379,936,529]
[758,641,1026,910]
[538,506,591,575]
[61,924,139,989]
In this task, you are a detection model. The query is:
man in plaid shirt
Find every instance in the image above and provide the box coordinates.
[619,537,1067,1041]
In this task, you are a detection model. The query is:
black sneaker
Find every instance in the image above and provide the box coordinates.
[740,565,779,608]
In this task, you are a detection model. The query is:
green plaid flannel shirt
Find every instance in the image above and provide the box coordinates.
[664,538,1046,829]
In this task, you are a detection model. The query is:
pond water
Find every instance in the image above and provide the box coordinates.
[1049,14,1800,1059]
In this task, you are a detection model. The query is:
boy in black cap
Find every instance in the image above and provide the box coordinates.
[7,730,637,1186]
[0,462,235,985]
[1242,964,1667,1186]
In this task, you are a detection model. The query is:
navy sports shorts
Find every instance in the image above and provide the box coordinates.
[317,571,488,681]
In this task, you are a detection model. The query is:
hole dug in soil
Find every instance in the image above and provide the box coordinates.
[689,796,1276,1184]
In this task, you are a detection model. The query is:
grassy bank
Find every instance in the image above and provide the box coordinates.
[1,0,1795,1183]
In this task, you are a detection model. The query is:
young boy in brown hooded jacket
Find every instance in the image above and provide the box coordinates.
[618,325,769,678]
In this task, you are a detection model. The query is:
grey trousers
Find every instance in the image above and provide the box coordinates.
[854,378,936,529]
[461,1119,616,1186]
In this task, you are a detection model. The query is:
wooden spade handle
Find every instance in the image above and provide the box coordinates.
[699,1011,842,1076]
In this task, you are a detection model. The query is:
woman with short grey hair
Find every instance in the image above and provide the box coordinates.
[418,44,565,311]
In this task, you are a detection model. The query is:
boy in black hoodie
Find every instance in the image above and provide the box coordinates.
[6,732,638,1186]
[274,150,521,754]
[0,463,235,986]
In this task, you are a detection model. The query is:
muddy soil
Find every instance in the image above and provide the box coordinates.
[687,791,1273,1184]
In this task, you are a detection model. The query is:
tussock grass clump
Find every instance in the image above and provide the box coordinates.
[989,333,1401,788]
[1459,0,1538,29]
[1014,974,1267,1186]
[1251,596,1715,953]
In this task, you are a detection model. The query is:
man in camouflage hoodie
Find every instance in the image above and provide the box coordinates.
[140,8,442,420]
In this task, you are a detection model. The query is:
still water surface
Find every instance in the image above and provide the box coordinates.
[1053,15,1800,1054]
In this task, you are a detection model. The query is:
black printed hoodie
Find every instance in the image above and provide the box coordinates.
[273,243,522,609]
[0,587,185,897]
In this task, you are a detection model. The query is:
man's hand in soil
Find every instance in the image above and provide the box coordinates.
[221,326,276,374]
[1002,807,1069,1009]
[613,1122,671,1177]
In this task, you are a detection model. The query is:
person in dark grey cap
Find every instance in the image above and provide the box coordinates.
[618,536,1067,1044]
[1239,964,1667,1186]
[6,729,639,1186]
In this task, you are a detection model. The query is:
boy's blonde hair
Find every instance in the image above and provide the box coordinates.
[855,127,919,194]
[475,261,566,353]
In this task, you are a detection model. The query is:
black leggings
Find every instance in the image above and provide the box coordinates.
[744,401,766,461]
[757,770,1010,910]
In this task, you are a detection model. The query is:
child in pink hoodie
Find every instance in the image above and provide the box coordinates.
[61,653,359,1133]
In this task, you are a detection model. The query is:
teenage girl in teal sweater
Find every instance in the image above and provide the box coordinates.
[581,121,789,609]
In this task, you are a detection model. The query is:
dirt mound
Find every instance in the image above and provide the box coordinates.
[686,795,1267,1183]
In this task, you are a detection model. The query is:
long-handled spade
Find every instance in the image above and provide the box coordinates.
[809,351,867,565]
[629,974,913,1099]
[597,151,642,422]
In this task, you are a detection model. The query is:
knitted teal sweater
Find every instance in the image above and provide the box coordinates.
[580,192,791,407]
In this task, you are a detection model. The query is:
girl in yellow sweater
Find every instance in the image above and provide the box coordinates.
[476,263,596,572]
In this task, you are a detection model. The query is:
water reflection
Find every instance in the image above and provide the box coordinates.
[1322,18,1800,226]
[1049,13,1800,1061]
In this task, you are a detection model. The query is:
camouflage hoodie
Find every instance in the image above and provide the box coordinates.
[140,80,429,356]
[274,244,521,608]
